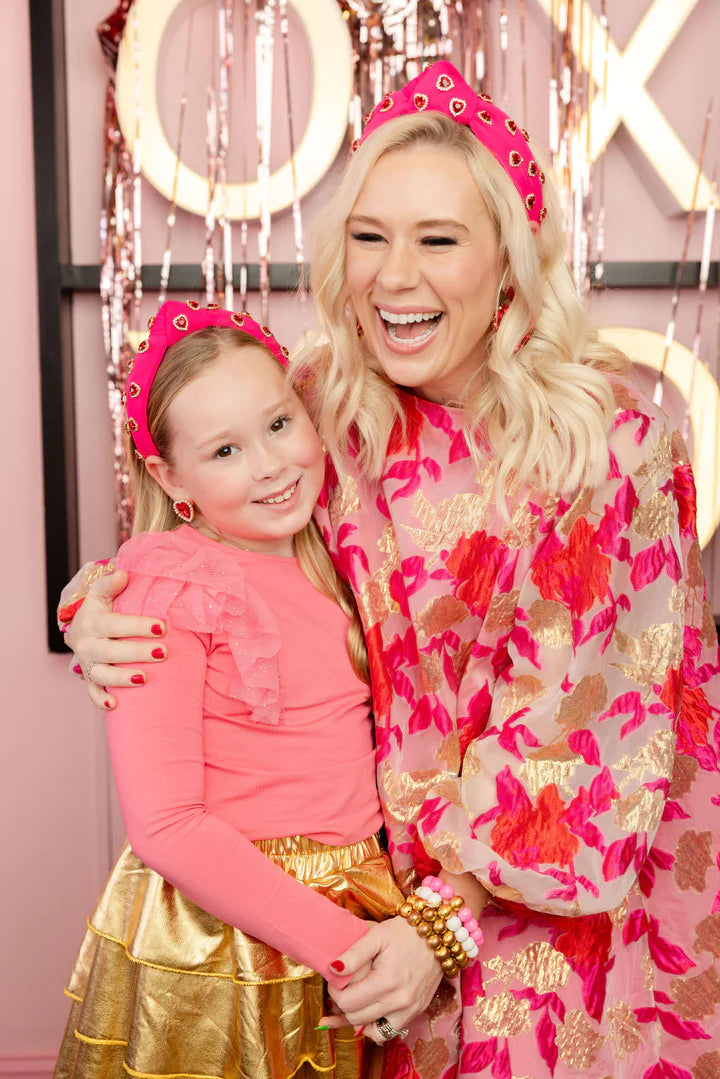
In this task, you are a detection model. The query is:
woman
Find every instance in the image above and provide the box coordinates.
[64,62,720,1077]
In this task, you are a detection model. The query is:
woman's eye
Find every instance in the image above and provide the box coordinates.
[215,445,237,459]
[422,236,456,247]
[350,231,384,243]
[270,415,291,433]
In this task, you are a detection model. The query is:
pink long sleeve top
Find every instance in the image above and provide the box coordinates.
[109,525,383,986]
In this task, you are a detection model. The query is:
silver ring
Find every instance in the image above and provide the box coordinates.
[85,660,98,682]
[376,1017,409,1041]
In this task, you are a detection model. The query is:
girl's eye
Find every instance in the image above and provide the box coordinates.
[350,231,384,243]
[422,236,457,247]
[270,415,291,433]
[215,445,238,459]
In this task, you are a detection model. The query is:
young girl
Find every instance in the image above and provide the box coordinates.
[53,300,405,1079]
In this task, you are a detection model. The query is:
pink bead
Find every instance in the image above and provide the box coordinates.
[438,884,455,900]
[422,876,438,891]
[458,906,473,922]
[471,928,484,944]
[466,918,479,932]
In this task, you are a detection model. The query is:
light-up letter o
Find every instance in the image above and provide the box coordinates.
[115,0,353,219]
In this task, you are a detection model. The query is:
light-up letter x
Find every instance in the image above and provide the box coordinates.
[536,0,713,211]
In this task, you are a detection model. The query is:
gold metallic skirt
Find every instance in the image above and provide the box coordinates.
[54,834,404,1079]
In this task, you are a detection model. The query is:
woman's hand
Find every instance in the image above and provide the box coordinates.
[66,570,166,710]
[321,916,444,1045]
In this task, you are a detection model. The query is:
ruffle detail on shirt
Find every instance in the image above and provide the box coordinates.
[115,528,283,724]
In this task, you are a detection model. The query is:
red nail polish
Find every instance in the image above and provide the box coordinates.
[152,648,165,659]
[151,623,164,636]
[330,960,345,973]
[131,674,145,685]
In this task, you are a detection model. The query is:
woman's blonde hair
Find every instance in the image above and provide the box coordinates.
[292,112,627,505]
[127,326,369,684]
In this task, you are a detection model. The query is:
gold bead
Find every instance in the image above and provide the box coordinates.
[422,907,437,922]
[450,942,464,957]
[435,945,449,960]
[442,930,455,946]
[449,896,464,910]
[437,904,453,919]
[441,957,458,975]
[417,922,432,938]
[457,952,470,967]
[408,911,422,926]
[411,896,427,912]
[427,933,441,949]
[399,903,413,918]
[433,918,446,934]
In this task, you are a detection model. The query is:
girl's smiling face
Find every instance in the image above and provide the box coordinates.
[147,346,325,556]
[346,145,503,404]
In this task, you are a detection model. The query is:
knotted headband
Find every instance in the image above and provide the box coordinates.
[124,299,290,459]
[355,60,545,227]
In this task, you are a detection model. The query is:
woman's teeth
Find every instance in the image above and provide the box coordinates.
[378,309,443,342]
[259,481,298,505]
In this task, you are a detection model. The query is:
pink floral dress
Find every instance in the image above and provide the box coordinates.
[314,383,720,1079]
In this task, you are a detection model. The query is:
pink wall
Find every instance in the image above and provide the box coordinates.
[3,0,720,1070]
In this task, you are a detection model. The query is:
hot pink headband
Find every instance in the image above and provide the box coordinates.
[124,299,290,459]
[355,61,545,226]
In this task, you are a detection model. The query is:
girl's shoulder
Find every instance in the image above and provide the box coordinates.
[114,526,284,722]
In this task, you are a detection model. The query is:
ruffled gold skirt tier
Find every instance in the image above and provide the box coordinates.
[54,834,404,1079]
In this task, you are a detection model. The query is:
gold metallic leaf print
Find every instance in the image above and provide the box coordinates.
[519,757,579,797]
[616,729,676,787]
[415,594,470,637]
[472,992,532,1038]
[435,730,461,772]
[424,829,464,874]
[687,539,705,590]
[669,754,698,799]
[527,599,573,650]
[379,764,443,826]
[410,1035,450,1079]
[357,576,397,628]
[693,1050,720,1079]
[556,1010,604,1069]
[402,490,492,555]
[501,498,542,548]
[613,623,683,686]
[674,830,714,892]
[558,486,593,536]
[613,787,665,833]
[669,583,686,613]
[607,1000,643,1058]
[670,966,720,1020]
[328,474,360,533]
[701,599,718,648]
[635,428,673,487]
[632,489,675,539]
[513,941,571,993]
[555,672,609,729]
[430,775,464,808]
[419,651,443,694]
[484,589,520,634]
[500,674,548,720]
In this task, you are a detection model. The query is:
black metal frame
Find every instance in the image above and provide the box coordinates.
[30,0,78,652]
[31,0,720,650]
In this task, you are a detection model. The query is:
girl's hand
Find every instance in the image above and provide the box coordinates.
[66,570,166,710]
[320,916,444,1045]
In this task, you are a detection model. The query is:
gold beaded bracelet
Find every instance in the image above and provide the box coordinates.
[397,893,470,978]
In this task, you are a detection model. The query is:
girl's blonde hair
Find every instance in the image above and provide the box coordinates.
[127,326,369,684]
[292,112,627,505]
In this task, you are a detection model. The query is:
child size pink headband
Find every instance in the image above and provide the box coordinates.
[355,60,545,227]
[124,299,290,459]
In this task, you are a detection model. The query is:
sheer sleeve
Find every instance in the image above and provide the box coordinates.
[418,410,718,915]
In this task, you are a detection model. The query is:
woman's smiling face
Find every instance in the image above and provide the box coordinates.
[345,144,503,404]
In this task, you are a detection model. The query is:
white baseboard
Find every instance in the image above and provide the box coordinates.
[0,1055,55,1079]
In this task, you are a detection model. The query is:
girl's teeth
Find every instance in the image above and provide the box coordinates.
[260,481,297,504]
